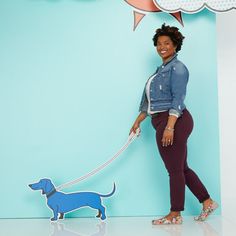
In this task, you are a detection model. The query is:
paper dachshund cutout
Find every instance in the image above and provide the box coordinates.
[29,178,116,221]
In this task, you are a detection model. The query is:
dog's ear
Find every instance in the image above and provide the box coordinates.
[42,184,46,195]
[44,179,54,193]
[41,179,48,195]
[43,181,48,194]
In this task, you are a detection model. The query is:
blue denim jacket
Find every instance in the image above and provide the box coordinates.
[139,54,189,117]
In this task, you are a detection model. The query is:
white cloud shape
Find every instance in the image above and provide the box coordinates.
[153,0,236,13]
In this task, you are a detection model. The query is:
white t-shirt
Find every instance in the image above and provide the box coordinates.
[145,73,167,115]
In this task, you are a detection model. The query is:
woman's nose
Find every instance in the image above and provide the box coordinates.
[159,46,165,50]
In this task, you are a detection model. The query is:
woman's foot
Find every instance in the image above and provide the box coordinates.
[152,212,183,225]
[203,198,214,210]
[194,199,219,221]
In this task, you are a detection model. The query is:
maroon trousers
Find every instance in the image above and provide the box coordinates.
[151,109,210,211]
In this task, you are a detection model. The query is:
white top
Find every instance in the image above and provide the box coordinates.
[145,73,167,115]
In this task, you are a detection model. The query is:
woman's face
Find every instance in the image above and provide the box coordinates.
[156,35,177,63]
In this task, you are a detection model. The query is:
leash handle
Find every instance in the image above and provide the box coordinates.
[56,129,140,191]
[127,127,140,142]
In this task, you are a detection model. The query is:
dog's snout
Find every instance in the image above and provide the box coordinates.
[29,184,33,188]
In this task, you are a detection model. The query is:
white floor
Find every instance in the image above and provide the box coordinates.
[0,215,235,236]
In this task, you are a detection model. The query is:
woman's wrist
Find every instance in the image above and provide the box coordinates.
[165,126,175,132]
[138,112,147,122]
[166,115,177,131]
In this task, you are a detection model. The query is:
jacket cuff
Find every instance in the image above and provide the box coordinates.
[139,106,147,113]
[169,109,180,118]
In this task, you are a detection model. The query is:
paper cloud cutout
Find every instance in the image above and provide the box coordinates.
[125,0,183,31]
[153,0,236,13]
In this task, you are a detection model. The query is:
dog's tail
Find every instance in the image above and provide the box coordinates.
[99,183,116,198]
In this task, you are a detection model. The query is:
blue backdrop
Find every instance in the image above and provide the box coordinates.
[0,0,220,218]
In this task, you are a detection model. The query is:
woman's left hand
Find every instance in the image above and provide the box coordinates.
[161,129,174,147]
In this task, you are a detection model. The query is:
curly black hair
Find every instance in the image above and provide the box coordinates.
[152,24,185,52]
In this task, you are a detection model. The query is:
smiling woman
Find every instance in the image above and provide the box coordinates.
[153,24,184,63]
[130,23,219,225]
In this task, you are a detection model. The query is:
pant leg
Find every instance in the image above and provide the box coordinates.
[151,109,206,211]
[183,149,210,203]
[154,126,187,211]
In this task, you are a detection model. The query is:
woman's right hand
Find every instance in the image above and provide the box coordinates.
[129,121,141,135]
[129,112,147,136]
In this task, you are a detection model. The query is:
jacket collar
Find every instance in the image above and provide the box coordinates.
[162,53,178,66]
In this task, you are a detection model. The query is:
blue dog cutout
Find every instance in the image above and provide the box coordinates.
[29,178,116,221]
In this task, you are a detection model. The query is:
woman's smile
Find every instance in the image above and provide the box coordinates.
[156,35,177,63]
[160,49,168,55]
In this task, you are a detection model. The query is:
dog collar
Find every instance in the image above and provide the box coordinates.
[46,189,56,199]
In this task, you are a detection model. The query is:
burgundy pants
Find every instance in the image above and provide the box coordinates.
[151,109,210,211]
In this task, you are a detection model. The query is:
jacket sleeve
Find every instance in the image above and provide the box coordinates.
[169,62,189,117]
[138,86,148,113]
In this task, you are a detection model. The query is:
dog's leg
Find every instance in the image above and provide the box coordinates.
[59,213,64,220]
[97,205,106,220]
[96,210,101,218]
[51,207,59,221]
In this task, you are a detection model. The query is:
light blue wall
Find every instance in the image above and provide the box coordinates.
[0,0,220,218]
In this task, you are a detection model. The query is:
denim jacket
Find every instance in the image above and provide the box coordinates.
[139,54,189,117]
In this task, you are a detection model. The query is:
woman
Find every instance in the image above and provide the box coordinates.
[130,24,218,225]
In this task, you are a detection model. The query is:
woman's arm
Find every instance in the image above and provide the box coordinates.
[162,63,189,146]
[169,62,189,117]
[161,114,177,146]
[129,112,147,135]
